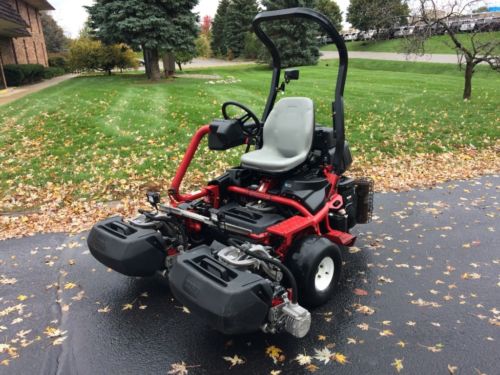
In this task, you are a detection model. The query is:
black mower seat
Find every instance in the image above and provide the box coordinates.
[241,97,314,173]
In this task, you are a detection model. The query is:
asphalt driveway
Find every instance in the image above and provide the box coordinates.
[1,175,498,374]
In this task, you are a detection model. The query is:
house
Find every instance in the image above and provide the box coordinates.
[0,0,54,89]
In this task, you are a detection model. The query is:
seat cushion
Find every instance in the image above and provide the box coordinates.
[241,97,314,173]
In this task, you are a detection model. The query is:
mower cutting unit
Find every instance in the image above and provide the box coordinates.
[87,8,373,338]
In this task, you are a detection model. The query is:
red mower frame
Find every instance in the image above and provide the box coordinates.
[167,125,356,260]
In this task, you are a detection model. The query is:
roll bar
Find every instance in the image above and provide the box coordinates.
[252,7,348,175]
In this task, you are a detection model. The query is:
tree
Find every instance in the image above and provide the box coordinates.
[224,0,260,58]
[472,5,488,13]
[211,0,230,57]
[347,0,409,32]
[201,15,212,37]
[175,49,196,71]
[86,0,198,81]
[196,34,212,58]
[197,14,213,59]
[41,12,69,53]
[314,0,342,31]
[404,0,499,100]
[260,0,320,67]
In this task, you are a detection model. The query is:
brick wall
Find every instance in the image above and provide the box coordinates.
[7,0,49,66]
[0,37,17,65]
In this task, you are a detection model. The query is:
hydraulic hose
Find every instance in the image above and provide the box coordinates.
[228,239,298,304]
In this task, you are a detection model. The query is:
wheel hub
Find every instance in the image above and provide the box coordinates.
[315,256,335,291]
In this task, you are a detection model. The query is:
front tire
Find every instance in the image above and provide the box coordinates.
[286,236,342,307]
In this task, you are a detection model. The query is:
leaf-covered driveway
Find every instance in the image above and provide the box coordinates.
[0,175,498,374]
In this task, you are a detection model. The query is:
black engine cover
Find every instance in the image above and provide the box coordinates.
[87,217,166,277]
[169,245,273,335]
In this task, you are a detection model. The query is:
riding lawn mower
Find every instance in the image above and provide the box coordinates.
[87,8,373,338]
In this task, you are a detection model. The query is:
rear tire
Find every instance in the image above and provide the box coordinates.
[286,236,342,307]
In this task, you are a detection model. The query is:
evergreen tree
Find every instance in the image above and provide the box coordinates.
[260,0,320,67]
[314,0,342,32]
[224,0,259,58]
[211,0,230,57]
[41,12,69,53]
[347,0,409,32]
[86,0,198,81]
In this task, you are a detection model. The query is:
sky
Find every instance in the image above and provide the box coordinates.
[49,0,495,38]
[49,0,351,38]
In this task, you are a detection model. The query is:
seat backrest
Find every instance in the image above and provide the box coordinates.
[263,97,315,157]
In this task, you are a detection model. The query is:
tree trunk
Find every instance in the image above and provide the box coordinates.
[177,62,183,71]
[144,47,161,81]
[142,44,151,79]
[162,52,176,77]
[463,61,474,100]
[149,48,161,81]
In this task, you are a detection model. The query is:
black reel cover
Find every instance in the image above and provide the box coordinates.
[87,217,166,277]
[169,245,273,334]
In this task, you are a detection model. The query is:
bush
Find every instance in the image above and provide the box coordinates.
[4,64,45,86]
[69,37,138,74]
[4,65,24,86]
[43,67,65,79]
[48,55,70,72]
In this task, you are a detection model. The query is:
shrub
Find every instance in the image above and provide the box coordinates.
[69,37,138,74]
[43,67,65,79]
[48,55,70,72]
[4,64,45,86]
[19,64,45,83]
[4,65,24,86]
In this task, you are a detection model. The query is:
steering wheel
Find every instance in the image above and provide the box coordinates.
[222,101,262,137]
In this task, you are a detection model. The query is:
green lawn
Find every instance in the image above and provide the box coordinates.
[322,31,500,54]
[0,59,498,208]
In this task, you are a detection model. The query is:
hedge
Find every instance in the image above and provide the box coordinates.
[4,64,65,86]
[48,55,70,72]
[43,67,65,79]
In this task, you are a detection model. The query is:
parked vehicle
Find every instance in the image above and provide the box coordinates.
[460,21,476,32]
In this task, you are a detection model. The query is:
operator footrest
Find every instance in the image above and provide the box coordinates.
[325,229,356,246]
[268,216,313,238]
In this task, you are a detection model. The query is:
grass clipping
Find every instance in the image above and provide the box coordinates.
[1,145,498,240]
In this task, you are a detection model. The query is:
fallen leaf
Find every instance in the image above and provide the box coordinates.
[379,329,394,337]
[392,358,404,373]
[333,352,348,365]
[97,306,111,313]
[314,347,333,364]
[461,273,481,280]
[306,364,319,372]
[64,282,77,290]
[448,364,458,374]
[357,323,370,330]
[266,345,283,364]
[223,355,245,368]
[355,304,375,315]
[295,353,312,366]
[353,288,369,296]
[168,362,188,375]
